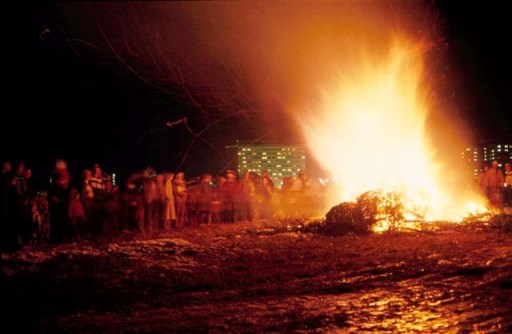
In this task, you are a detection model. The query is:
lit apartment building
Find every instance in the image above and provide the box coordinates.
[237,144,306,186]
[461,141,512,178]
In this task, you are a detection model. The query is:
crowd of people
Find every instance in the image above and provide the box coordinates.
[1,159,325,252]
[2,157,511,253]
[477,160,512,209]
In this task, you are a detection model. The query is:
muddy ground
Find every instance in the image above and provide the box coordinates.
[2,220,512,333]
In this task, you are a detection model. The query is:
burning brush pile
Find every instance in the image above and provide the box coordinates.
[319,191,512,236]
[324,190,412,235]
[293,26,493,232]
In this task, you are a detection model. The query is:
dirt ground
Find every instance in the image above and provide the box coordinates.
[2,220,512,333]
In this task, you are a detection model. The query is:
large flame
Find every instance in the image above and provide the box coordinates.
[80,2,490,223]
[297,35,486,222]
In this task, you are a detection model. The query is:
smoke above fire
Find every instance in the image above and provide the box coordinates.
[65,2,451,141]
[65,1,486,219]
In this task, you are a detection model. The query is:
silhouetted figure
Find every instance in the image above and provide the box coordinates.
[485,160,505,209]
[477,163,490,197]
[173,172,188,227]
[13,162,31,244]
[197,173,214,224]
[142,168,157,234]
[164,173,176,229]
[1,161,19,252]
[221,170,239,223]
[504,163,512,207]
[259,170,275,219]
[90,163,106,198]
[49,159,71,243]
[68,188,86,242]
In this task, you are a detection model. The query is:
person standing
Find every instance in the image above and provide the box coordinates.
[68,188,86,242]
[173,172,188,227]
[477,163,489,197]
[49,159,71,243]
[163,173,176,229]
[197,173,214,225]
[13,162,31,245]
[81,169,94,208]
[90,164,106,198]
[221,170,239,223]
[260,171,275,219]
[504,162,512,208]
[142,168,157,234]
[485,160,505,209]
[155,174,166,230]
[1,161,18,252]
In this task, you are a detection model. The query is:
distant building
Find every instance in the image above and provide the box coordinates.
[237,144,306,186]
[461,141,512,178]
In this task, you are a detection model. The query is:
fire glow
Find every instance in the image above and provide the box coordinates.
[82,2,489,225]
[297,35,487,224]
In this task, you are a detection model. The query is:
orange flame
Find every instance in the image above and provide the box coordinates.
[296,35,487,223]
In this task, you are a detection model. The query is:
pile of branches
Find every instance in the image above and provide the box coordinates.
[323,190,419,236]
[489,214,512,232]
[462,212,512,233]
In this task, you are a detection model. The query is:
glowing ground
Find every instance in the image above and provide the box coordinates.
[3,221,512,333]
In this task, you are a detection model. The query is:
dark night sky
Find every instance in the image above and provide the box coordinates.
[2,1,511,185]
[435,1,512,139]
